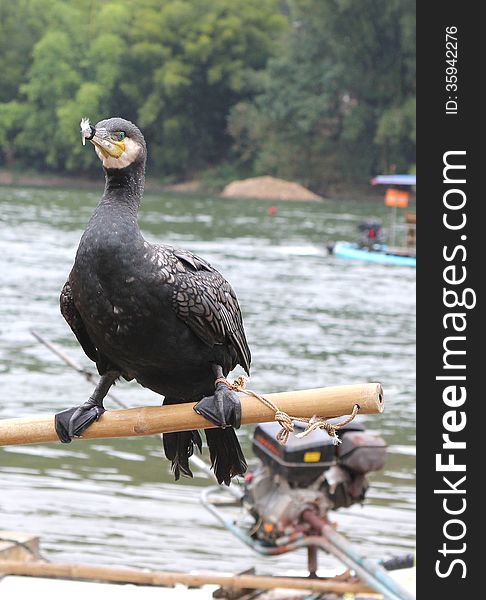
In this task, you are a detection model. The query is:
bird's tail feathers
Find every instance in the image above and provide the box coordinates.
[205,427,247,486]
[163,430,202,480]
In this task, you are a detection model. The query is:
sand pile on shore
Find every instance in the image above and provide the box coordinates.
[221,176,322,201]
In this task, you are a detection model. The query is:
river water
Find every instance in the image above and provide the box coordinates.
[0,186,415,574]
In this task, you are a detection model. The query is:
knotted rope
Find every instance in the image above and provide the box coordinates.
[215,376,359,445]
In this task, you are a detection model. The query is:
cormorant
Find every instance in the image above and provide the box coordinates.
[54,117,250,485]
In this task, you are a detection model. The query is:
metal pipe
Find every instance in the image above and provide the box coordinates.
[200,490,414,599]
[302,510,415,600]
[307,546,318,578]
[307,535,412,600]
[200,487,307,556]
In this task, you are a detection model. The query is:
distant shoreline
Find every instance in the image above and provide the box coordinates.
[0,169,200,194]
[0,169,384,202]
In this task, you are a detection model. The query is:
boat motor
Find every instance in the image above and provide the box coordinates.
[194,424,414,599]
[243,420,386,544]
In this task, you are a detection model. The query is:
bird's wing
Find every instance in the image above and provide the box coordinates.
[60,280,109,373]
[156,246,251,374]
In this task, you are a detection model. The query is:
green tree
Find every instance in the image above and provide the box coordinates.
[0,0,54,166]
[0,0,285,176]
[229,0,416,192]
[123,0,286,174]
[1,0,415,187]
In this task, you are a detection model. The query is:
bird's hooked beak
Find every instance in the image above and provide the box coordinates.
[80,118,125,159]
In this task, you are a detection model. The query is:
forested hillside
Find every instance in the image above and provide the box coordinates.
[0,0,415,191]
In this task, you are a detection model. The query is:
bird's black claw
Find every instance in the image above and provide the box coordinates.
[194,385,241,429]
[54,403,105,443]
[55,408,77,443]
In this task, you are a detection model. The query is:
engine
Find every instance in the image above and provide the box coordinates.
[244,420,386,543]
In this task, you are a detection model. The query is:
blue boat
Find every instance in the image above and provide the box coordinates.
[333,241,416,267]
[330,174,416,267]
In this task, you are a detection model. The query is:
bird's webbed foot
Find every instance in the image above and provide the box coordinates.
[194,379,241,429]
[55,399,105,443]
[54,371,118,443]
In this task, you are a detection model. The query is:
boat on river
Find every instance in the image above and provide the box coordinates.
[330,174,416,267]
[333,240,416,267]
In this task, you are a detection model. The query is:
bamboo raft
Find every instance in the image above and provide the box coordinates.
[0,379,399,598]
[0,559,373,596]
[0,532,396,598]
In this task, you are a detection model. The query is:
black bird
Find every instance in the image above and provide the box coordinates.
[55,117,250,485]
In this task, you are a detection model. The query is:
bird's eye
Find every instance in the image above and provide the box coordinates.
[117,132,126,141]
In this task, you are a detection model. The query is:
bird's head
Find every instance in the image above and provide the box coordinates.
[80,117,146,170]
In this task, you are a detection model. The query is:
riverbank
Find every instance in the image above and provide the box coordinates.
[0,168,383,202]
[0,169,201,194]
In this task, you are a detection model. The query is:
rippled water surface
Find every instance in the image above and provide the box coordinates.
[0,186,415,574]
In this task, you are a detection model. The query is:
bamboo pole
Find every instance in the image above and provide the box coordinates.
[0,560,374,595]
[0,382,383,447]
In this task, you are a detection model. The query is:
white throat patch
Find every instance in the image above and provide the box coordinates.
[95,137,142,169]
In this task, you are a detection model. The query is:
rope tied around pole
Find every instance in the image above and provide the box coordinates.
[215,377,360,445]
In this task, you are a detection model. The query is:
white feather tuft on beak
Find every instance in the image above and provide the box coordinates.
[80,118,92,146]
